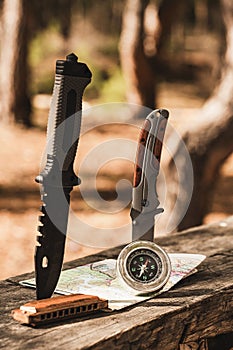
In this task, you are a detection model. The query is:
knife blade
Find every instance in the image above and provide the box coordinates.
[131,109,169,241]
[35,53,91,299]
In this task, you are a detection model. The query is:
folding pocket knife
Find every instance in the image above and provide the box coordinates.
[130,109,169,241]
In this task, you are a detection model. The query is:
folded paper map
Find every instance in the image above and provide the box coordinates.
[21,253,206,311]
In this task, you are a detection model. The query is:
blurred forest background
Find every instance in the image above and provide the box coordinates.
[0,0,232,279]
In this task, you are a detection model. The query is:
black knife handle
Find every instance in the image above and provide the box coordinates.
[37,53,91,187]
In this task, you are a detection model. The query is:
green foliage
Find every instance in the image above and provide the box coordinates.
[71,34,124,102]
[83,65,126,103]
[29,25,62,66]
[83,64,106,100]
[29,26,66,94]
[26,0,126,101]
[28,11,124,101]
[100,68,126,103]
[98,37,120,60]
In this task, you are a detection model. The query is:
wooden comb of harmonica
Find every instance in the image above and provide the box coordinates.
[12,293,108,327]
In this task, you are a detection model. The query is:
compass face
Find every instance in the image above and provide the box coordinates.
[117,241,171,294]
[127,248,162,283]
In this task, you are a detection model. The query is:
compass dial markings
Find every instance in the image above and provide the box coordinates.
[127,249,162,283]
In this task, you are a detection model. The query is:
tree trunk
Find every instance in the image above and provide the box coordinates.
[119,0,156,110]
[119,0,185,111]
[156,0,185,54]
[0,0,31,126]
[159,0,233,233]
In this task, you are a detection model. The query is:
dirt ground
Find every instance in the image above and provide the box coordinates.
[0,91,232,281]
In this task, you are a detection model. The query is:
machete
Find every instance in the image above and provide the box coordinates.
[35,53,91,299]
[131,109,169,241]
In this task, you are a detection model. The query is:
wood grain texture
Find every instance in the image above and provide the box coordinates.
[1,216,233,350]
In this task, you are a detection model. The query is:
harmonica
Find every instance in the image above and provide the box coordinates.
[12,293,108,327]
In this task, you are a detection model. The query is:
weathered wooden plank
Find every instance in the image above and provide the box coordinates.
[1,217,233,350]
[2,250,233,350]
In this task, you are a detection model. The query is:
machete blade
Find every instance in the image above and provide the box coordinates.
[35,186,70,299]
[34,53,91,299]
